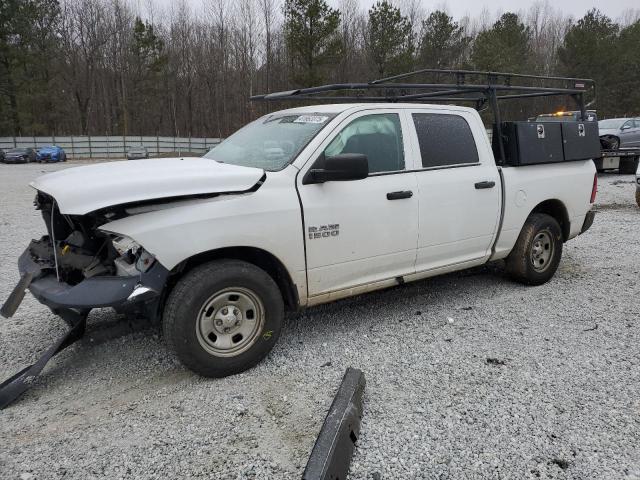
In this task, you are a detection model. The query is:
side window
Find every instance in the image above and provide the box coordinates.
[622,120,634,129]
[324,113,405,174]
[412,113,479,168]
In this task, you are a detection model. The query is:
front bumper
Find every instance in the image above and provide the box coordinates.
[11,243,169,312]
[3,157,28,163]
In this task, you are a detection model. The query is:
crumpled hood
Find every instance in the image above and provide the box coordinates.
[31,157,264,215]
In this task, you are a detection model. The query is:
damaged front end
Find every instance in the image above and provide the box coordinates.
[0,192,169,409]
[3,191,169,318]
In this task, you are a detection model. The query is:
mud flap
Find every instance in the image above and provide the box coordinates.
[303,367,366,480]
[0,309,87,409]
[0,272,34,318]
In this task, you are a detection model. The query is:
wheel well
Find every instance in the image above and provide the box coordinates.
[530,199,570,241]
[168,247,299,311]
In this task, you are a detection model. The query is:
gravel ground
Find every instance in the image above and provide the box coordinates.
[0,163,639,480]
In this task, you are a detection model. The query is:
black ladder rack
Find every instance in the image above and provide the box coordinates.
[250,69,596,164]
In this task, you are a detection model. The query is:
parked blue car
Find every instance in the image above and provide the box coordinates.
[37,145,67,162]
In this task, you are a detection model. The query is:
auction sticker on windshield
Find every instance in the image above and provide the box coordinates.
[294,115,329,124]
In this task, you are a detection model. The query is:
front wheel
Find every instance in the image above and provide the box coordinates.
[163,259,284,378]
[506,213,563,285]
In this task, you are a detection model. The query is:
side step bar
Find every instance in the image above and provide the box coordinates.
[303,367,366,480]
[0,309,87,409]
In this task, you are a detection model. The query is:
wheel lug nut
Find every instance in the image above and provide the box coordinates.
[215,320,223,326]
[223,327,230,333]
[222,308,228,315]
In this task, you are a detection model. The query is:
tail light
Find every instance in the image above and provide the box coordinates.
[590,173,598,203]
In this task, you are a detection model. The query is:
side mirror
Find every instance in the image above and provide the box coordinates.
[302,153,369,184]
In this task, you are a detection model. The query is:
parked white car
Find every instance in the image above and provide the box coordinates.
[2,103,597,378]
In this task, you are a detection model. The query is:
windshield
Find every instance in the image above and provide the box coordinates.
[7,149,28,154]
[203,113,336,171]
[598,119,626,129]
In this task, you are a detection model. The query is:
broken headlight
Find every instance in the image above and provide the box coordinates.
[110,235,155,275]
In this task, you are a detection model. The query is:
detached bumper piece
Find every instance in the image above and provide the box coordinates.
[0,242,170,408]
[0,309,87,409]
[303,368,366,480]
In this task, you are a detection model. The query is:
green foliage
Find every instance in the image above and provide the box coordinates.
[558,9,620,114]
[472,13,531,72]
[283,0,342,87]
[615,21,640,116]
[418,11,469,69]
[366,0,413,77]
[132,17,166,74]
[0,0,61,135]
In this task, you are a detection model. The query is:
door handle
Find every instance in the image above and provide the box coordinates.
[474,181,496,189]
[386,190,413,200]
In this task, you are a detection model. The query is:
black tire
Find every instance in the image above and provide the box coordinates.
[505,213,563,286]
[636,189,640,208]
[619,157,639,174]
[604,136,620,150]
[163,259,284,378]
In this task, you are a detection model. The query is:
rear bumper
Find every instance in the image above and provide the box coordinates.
[581,209,596,234]
[16,244,169,311]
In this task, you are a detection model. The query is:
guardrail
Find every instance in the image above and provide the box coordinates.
[0,136,222,159]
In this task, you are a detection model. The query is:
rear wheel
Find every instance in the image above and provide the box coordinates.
[619,157,639,174]
[604,136,620,150]
[506,213,563,285]
[163,259,284,378]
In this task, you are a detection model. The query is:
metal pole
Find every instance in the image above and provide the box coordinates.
[489,87,506,165]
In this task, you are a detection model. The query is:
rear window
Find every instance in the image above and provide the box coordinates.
[412,113,479,168]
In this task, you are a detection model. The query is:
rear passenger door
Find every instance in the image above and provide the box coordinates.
[407,110,502,272]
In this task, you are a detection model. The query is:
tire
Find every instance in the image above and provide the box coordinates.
[604,136,620,150]
[619,157,639,174]
[636,189,640,208]
[505,213,563,286]
[163,259,284,378]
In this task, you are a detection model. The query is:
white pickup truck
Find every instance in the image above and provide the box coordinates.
[2,103,597,380]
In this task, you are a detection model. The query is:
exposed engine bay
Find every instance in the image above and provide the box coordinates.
[33,191,156,285]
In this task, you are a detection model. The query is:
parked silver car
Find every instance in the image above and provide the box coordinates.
[126,146,149,160]
[599,118,640,150]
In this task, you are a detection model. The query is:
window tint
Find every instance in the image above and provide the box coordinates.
[622,120,634,129]
[412,113,479,168]
[324,113,405,173]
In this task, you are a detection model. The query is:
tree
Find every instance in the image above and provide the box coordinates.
[283,0,342,86]
[558,10,619,114]
[418,10,469,69]
[471,12,531,72]
[130,17,167,133]
[614,20,640,115]
[366,0,413,77]
[0,0,61,135]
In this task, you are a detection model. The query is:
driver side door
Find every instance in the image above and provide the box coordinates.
[297,111,419,299]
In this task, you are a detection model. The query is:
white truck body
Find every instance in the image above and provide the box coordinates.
[30,103,596,308]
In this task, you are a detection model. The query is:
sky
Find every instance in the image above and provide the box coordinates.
[147,0,640,23]
[361,0,639,21]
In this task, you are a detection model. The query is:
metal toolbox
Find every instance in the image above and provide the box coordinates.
[494,122,564,166]
[561,121,601,161]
